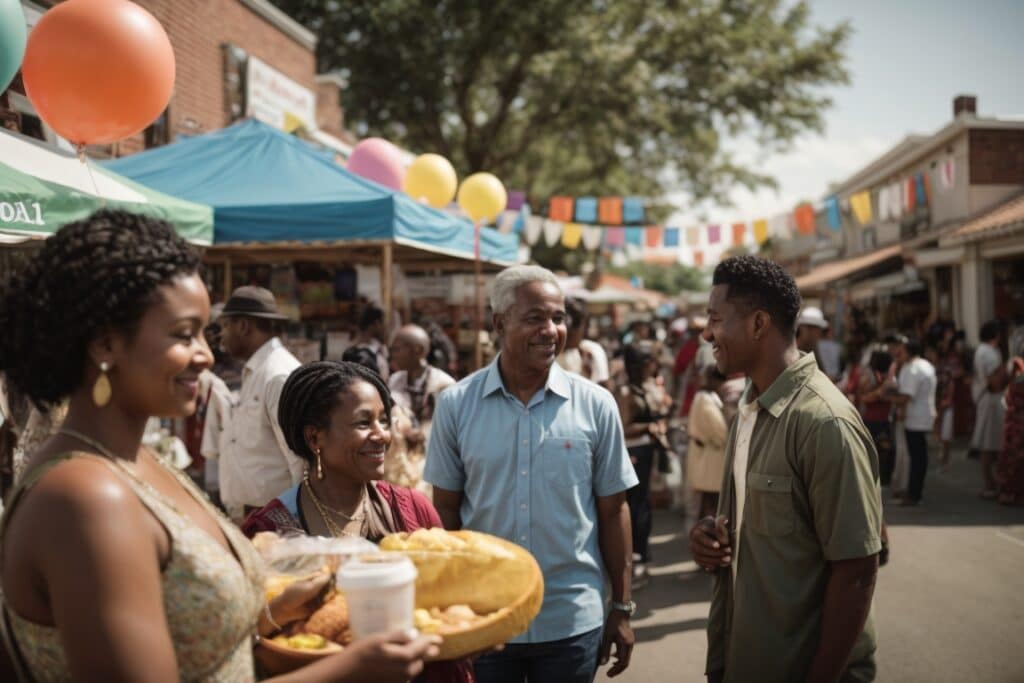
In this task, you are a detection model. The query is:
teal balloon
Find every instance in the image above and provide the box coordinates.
[0,0,27,93]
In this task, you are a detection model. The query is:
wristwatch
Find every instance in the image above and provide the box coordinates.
[610,600,637,616]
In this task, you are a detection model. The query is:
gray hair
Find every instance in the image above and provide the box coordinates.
[489,265,562,316]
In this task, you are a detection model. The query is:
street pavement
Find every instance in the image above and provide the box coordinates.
[617,447,1024,683]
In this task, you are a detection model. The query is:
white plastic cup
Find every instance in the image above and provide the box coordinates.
[337,554,418,638]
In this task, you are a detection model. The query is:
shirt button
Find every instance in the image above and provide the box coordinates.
[522,439,528,445]
[521,470,527,476]
[520,503,527,510]
[520,535,527,542]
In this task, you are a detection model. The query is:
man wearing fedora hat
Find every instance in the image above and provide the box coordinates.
[216,286,303,521]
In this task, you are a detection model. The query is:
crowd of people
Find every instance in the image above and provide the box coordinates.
[0,208,1020,682]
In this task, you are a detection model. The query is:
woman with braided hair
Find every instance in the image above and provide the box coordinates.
[0,210,438,682]
[241,360,473,683]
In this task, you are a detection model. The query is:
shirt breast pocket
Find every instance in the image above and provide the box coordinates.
[237,396,264,449]
[541,436,593,485]
[745,472,795,536]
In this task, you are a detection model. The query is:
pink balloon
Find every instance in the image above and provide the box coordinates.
[346,138,406,191]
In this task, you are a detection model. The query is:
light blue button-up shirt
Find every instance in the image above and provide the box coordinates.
[424,358,637,643]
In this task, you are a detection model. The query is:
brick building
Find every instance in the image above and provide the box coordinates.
[3,0,352,156]
[786,95,1024,344]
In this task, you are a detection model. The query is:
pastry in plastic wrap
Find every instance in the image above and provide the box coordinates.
[290,592,353,646]
[380,528,544,659]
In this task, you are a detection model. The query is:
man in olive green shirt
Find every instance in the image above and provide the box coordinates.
[689,257,882,683]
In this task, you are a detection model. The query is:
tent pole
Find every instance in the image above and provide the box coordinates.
[473,222,483,370]
[223,257,232,299]
[382,243,393,329]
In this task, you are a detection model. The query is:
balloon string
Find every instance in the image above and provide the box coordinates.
[76,144,106,207]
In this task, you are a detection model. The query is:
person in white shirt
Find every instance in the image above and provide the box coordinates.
[971,320,1009,499]
[388,324,456,430]
[216,286,303,521]
[197,368,233,498]
[888,337,937,506]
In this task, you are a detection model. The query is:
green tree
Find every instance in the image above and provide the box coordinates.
[274,0,848,207]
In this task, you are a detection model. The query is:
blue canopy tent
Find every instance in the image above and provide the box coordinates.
[105,120,519,321]
[106,119,516,258]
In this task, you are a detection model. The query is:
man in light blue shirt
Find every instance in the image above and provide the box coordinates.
[426,265,638,683]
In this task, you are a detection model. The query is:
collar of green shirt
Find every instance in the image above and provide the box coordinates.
[482,354,573,402]
[740,351,819,418]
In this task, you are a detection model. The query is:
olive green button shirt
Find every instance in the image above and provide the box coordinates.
[706,352,882,683]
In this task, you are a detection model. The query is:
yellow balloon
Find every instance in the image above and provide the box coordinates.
[457,172,508,224]
[403,153,458,208]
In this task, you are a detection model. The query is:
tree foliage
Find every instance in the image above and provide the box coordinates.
[274,0,849,207]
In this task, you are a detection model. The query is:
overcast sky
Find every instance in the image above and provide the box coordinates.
[668,0,1024,238]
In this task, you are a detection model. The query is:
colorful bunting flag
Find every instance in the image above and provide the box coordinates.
[850,192,872,225]
[507,190,526,212]
[707,224,721,244]
[663,227,680,247]
[753,219,769,244]
[604,226,625,247]
[625,227,644,246]
[794,203,816,235]
[582,225,603,250]
[686,226,700,246]
[884,182,903,220]
[694,250,704,267]
[939,158,955,190]
[893,182,904,218]
[731,222,747,245]
[575,197,598,223]
[903,178,916,212]
[598,197,623,225]
[549,196,574,222]
[645,225,663,248]
[769,214,791,239]
[825,197,841,231]
[561,222,583,249]
[513,204,530,234]
[524,216,544,245]
[543,219,563,247]
[913,173,928,207]
[877,186,891,221]
[497,210,517,234]
[622,197,645,224]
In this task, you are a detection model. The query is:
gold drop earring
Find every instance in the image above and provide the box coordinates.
[316,449,324,480]
[92,361,112,407]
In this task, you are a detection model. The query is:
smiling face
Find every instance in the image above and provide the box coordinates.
[703,284,760,377]
[104,273,213,419]
[494,281,567,374]
[309,379,392,484]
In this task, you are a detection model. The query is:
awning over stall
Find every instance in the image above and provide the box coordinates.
[105,119,518,265]
[794,244,903,292]
[0,129,213,243]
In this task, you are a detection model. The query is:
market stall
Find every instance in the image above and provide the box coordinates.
[0,128,213,244]
[105,120,517,335]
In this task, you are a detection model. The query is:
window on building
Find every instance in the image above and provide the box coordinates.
[144,108,170,148]
[222,43,248,125]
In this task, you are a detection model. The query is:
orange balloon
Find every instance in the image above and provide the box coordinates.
[22,0,175,145]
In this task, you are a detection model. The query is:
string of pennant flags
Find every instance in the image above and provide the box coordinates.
[492,157,956,267]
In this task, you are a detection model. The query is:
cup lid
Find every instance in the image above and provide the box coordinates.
[337,554,417,590]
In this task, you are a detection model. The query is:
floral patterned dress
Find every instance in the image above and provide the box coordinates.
[1,452,266,682]
[998,358,1024,505]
